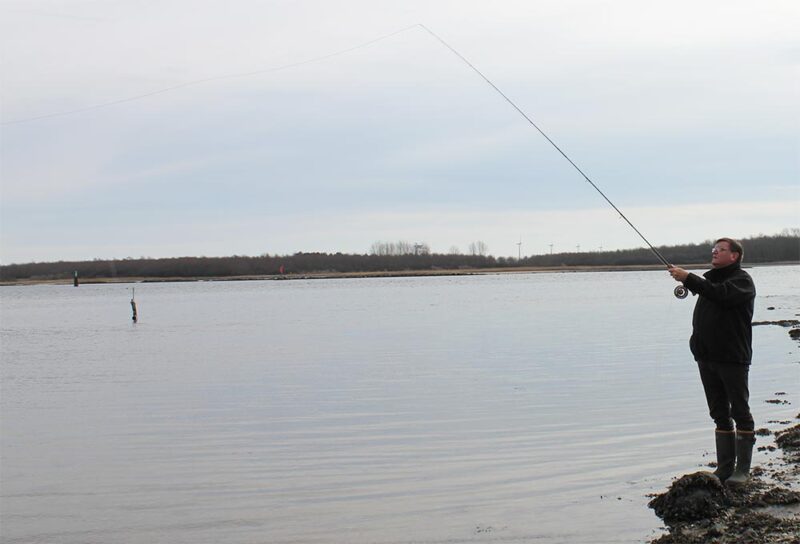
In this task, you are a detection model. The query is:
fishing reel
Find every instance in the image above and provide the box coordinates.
[674,285,689,299]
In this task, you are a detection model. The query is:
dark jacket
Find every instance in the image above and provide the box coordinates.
[684,262,755,365]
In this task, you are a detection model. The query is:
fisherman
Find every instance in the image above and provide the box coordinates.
[668,238,756,486]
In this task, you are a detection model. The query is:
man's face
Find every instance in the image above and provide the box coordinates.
[711,242,739,268]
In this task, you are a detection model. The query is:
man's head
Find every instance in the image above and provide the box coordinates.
[711,237,743,268]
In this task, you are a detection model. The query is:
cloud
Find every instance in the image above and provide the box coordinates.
[1,0,797,264]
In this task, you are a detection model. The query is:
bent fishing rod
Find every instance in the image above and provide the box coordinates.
[418,25,688,299]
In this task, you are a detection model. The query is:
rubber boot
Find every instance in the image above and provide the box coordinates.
[712,429,736,482]
[725,430,755,487]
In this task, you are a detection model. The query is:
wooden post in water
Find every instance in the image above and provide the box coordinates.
[130,287,138,323]
[73,270,79,287]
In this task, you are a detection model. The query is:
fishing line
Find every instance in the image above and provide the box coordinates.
[1,24,421,126]
[417,24,674,273]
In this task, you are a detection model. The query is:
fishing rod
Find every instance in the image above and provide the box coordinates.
[418,25,688,299]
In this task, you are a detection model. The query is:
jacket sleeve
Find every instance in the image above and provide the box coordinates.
[683,272,755,308]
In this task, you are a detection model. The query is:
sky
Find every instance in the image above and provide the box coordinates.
[1,0,798,264]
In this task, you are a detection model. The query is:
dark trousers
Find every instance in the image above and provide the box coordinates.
[697,359,754,432]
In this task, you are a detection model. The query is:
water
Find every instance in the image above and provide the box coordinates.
[1,266,798,544]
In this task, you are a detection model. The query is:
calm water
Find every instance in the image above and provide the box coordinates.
[1,266,798,544]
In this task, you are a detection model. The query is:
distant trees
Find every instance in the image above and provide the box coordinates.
[468,241,488,256]
[370,240,430,256]
[1,232,797,281]
[744,229,800,263]
[516,233,800,268]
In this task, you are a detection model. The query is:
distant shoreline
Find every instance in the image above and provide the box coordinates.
[2,261,797,287]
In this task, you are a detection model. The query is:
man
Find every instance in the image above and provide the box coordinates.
[668,238,756,487]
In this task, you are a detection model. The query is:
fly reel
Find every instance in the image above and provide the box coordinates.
[674,285,689,299]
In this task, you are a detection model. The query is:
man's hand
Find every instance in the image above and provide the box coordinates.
[668,266,689,282]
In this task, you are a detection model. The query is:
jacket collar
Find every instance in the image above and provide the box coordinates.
[703,261,741,280]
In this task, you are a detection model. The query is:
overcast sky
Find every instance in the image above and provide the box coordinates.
[1,0,797,264]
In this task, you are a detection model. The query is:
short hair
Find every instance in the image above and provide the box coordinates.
[715,237,744,263]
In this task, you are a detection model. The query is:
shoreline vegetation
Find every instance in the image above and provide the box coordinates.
[2,261,799,287]
[1,232,798,286]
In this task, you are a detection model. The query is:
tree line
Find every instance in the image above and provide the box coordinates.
[1,231,797,281]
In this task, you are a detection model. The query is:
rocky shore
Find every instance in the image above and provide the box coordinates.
[646,312,800,543]
[647,421,800,543]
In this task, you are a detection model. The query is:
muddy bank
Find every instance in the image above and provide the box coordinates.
[648,424,800,543]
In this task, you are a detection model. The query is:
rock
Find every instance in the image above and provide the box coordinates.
[752,319,800,327]
[775,424,800,451]
[755,486,800,506]
[648,472,730,523]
